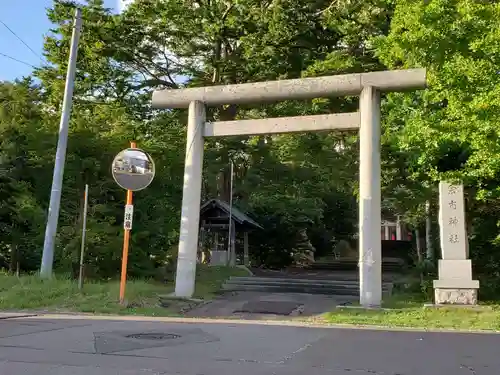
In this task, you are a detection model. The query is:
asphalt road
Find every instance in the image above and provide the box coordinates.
[113,171,154,191]
[0,315,498,374]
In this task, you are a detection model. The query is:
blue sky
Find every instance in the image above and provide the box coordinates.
[0,0,119,81]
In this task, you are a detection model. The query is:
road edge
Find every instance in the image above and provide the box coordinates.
[8,312,500,335]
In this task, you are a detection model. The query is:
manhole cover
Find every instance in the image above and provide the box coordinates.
[126,333,181,340]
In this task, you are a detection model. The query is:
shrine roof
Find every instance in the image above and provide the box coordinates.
[200,199,263,230]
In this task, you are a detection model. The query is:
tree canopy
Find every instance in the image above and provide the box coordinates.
[2,0,500,296]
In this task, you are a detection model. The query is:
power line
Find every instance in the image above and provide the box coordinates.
[0,18,46,63]
[0,52,37,68]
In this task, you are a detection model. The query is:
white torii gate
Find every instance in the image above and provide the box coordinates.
[152,69,427,307]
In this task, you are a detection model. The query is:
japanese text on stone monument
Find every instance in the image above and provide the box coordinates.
[439,182,467,258]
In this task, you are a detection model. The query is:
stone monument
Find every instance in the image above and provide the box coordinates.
[433,182,479,304]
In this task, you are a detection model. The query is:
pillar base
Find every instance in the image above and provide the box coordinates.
[433,280,479,305]
[434,288,478,305]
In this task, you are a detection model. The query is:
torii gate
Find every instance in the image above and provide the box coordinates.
[152,69,427,307]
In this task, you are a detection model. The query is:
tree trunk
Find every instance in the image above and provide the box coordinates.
[425,200,433,260]
[9,243,18,274]
[216,170,230,202]
[244,232,249,266]
[415,228,423,263]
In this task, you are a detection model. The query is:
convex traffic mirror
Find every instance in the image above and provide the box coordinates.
[111,148,155,191]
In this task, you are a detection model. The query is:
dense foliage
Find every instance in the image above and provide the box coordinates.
[2,0,500,296]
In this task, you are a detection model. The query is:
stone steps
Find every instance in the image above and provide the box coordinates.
[222,276,393,296]
[226,276,393,287]
[251,272,399,282]
[309,259,404,273]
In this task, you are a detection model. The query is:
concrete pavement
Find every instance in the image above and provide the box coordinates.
[184,291,351,319]
[0,314,498,374]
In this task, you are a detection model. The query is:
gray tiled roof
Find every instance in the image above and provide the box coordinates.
[200,199,263,229]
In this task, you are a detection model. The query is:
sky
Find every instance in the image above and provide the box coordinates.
[0,0,121,81]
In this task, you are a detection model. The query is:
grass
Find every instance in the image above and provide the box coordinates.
[5,268,498,331]
[0,265,249,317]
[322,293,500,331]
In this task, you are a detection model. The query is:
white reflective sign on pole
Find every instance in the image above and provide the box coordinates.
[124,204,134,230]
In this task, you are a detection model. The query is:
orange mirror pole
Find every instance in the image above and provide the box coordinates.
[119,141,136,305]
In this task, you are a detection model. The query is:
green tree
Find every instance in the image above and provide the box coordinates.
[1,0,409,277]
[0,80,51,271]
[374,0,500,295]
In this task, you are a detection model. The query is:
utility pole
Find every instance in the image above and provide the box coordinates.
[78,184,89,290]
[227,160,235,266]
[40,8,82,278]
